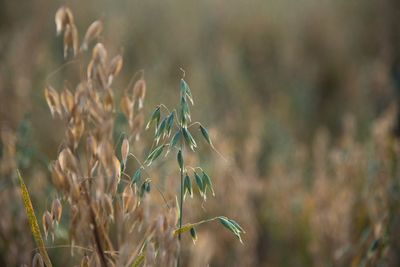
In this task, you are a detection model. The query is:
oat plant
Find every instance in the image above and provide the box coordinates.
[143,70,245,265]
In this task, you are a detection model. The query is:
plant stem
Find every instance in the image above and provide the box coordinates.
[177,129,184,267]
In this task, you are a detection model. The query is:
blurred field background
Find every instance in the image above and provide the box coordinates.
[2,0,400,266]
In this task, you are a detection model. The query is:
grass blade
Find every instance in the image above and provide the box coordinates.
[17,170,53,267]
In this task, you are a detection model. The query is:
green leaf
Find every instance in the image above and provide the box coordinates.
[177,150,183,170]
[17,170,53,267]
[131,252,145,267]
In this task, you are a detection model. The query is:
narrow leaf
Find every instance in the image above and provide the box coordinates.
[131,252,145,267]
[17,170,53,267]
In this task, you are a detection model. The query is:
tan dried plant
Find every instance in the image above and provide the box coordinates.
[21,5,243,267]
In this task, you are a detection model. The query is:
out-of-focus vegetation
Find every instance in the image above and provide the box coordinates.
[2,0,400,266]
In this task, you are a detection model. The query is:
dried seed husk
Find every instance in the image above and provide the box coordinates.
[81,20,103,51]
[120,93,134,120]
[103,89,114,112]
[80,255,89,267]
[55,6,74,35]
[122,184,136,213]
[44,86,61,118]
[92,43,107,65]
[133,79,146,110]
[63,23,79,58]
[108,54,123,86]
[131,113,144,140]
[58,147,79,173]
[121,138,129,166]
[51,199,62,224]
[42,211,53,240]
[32,253,44,267]
[60,87,75,117]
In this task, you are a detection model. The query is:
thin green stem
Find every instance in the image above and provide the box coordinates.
[177,128,184,267]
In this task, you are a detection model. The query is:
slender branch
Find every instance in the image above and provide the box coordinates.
[177,128,184,267]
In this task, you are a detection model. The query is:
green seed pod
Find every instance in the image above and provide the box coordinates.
[171,130,181,148]
[177,150,183,170]
[182,127,197,151]
[190,227,197,243]
[184,173,193,199]
[146,106,161,130]
[145,144,165,165]
[199,125,212,146]
[194,172,204,196]
[166,112,175,136]
[202,171,215,196]
[132,168,142,184]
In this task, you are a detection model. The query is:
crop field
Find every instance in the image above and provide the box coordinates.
[1,0,400,266]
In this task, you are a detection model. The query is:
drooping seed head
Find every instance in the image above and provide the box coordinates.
[92,43,107,65]
[51,199,62,224]
[44,86,61,118]
[55,6,74,35]
[108,54,123,86]
[133,79,146,110]
[121,138,129,166]
[80,255,90,267]
[42,211,53,240]
[81,20,103,51]
[122,184,136,213]
[63,23,79,58]
[32,253,44,267]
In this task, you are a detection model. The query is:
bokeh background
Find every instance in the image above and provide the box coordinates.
[2,0,400,266]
